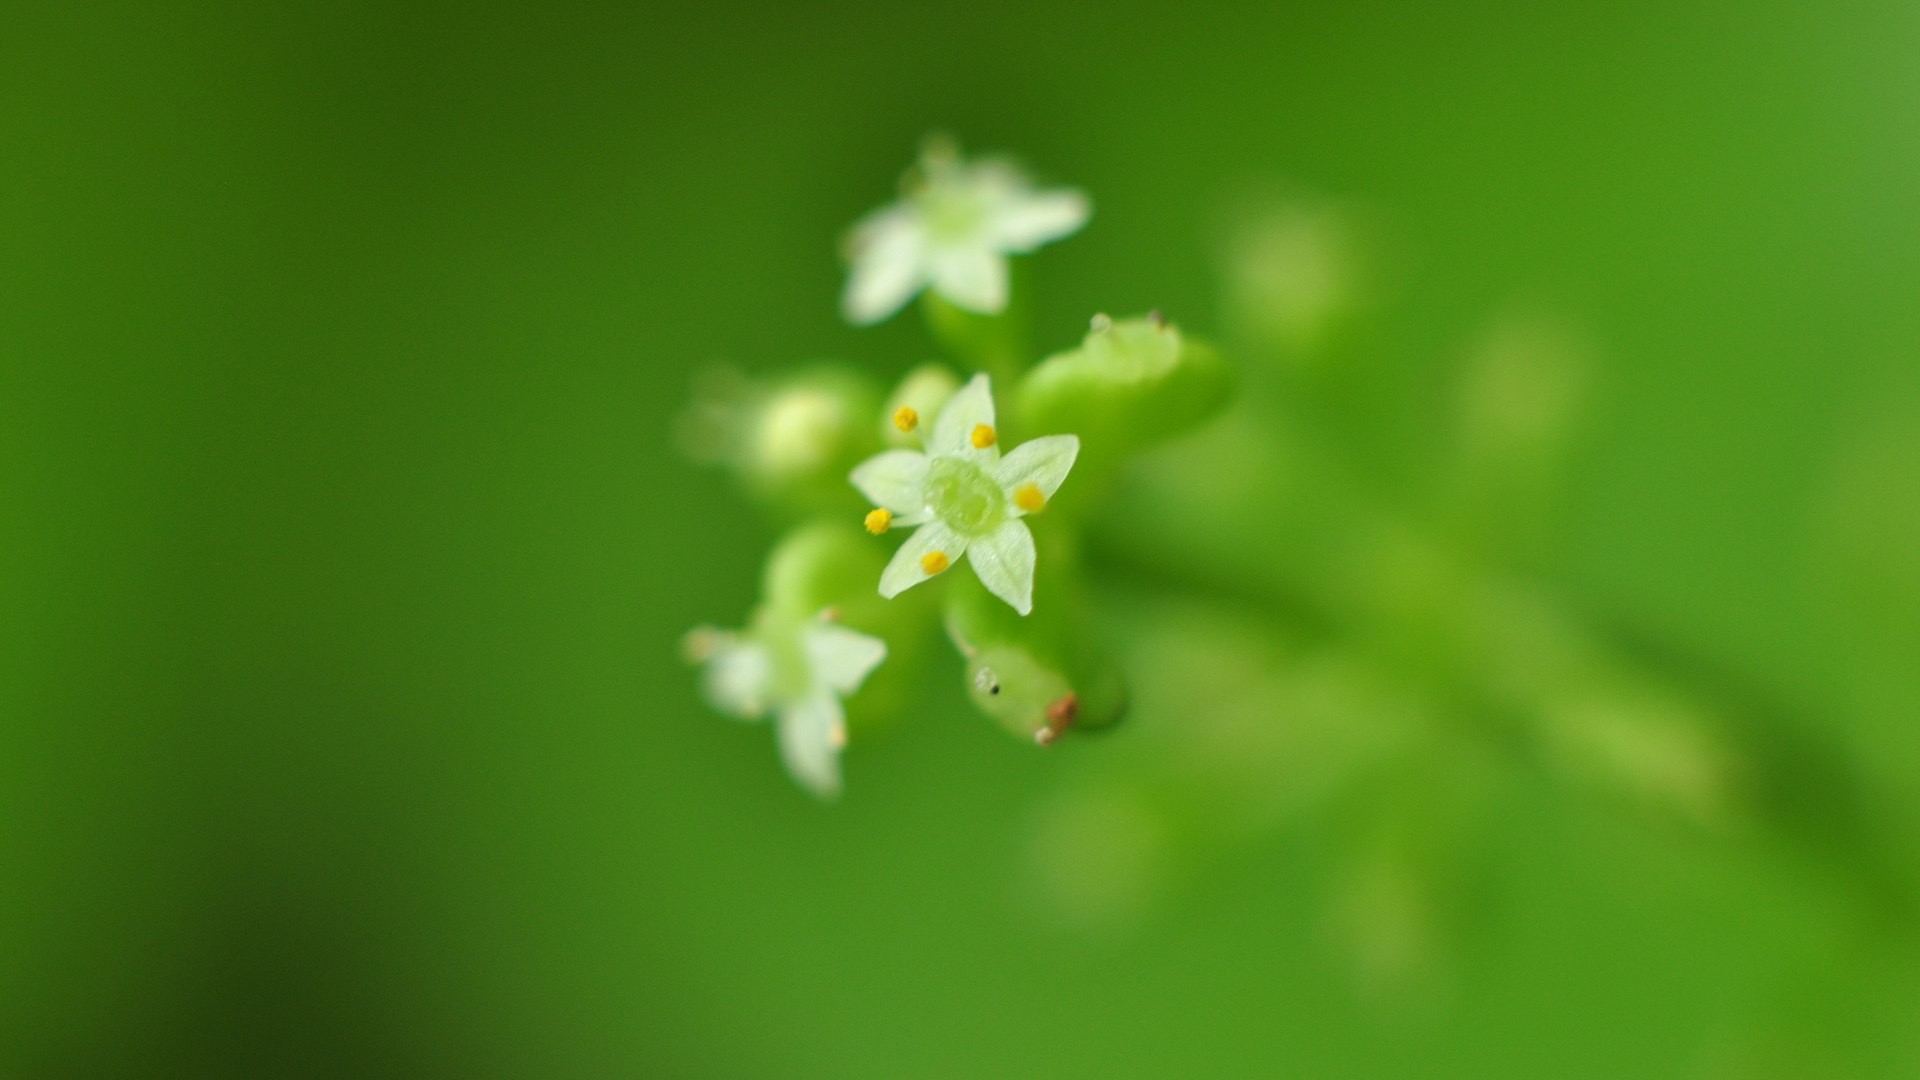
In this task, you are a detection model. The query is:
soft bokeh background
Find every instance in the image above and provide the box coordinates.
[5,1,1919,1076]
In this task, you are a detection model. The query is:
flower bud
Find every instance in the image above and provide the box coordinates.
[746,369,881,496]
[677,364,883,515]
[761,519,886,619]
[1013,314,1232,477]
[943,559,1127,742]
[965,645,1075,742]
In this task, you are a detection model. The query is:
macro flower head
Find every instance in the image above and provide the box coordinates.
[684,609,887,799]
[851,374,1079,615]
[841,136,1091,326]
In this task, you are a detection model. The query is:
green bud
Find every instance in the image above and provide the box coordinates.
[965,644,1074,742]
[1012,314,1233,477]
[761,518,885,619]
[880,362,960,448]
[677,363,882,516]
[943,551,1127,743]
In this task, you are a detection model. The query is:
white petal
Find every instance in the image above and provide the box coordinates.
[968,519,1036,615]
[850,450,929,515]
[878,521,970,599]
[804,623,887,696]
[991,189,1091,251]
[966,157,1029,202]
[930,373,997,459]
[928,247,1008,315]
[842,207,928,325]
[702,639,774,719]
[994,434,1080,512]
[776,690,845,799]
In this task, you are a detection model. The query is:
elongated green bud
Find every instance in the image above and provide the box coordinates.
[943,557,1126,743]
[1012,313,1232,476]
[965,644,1074,742]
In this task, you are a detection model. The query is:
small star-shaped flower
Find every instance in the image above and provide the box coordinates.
[684,611,887,799]
[841,138,1091,326]
[851,374,1079,615]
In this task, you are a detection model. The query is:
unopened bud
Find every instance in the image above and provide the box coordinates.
[1014,315,1233,473]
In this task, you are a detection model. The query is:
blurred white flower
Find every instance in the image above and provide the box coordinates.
[683,612,887,799]
[851,374,1078,615]
[841,137,1090,326]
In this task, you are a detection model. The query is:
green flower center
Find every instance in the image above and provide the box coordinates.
[924,456,1006,536]
[918,188,988,245]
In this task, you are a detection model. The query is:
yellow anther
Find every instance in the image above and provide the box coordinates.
[893,406,919,432]
[865,508,893,535]
[971,424,997,449]
[1014,482,1046,513]
[921,550,950,575]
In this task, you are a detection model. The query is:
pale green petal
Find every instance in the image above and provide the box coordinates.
[879,521,970,599]
[803,622,887,696]
[850,449,930,515]
[928,247,1008,315]
[776,690,845,799]
[702,639,774,719]
[930,373,998,459]
[991,189,1090,251]
[993,434,1080,513]
[842,207,927,325]
[968,518,1036,615]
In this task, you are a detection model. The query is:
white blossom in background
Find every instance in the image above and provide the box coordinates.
[683,613,887,799]
[841,138,1091,326]
[851,374,1079,615]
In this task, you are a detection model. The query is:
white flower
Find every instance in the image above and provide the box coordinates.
[841,139,1091,326]
[851,374,1079,615]
[684,612,888,799]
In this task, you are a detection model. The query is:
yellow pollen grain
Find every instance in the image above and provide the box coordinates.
[864,508,893,535]
[920,551,950,575]
[1014,483,1046,513]
[971,424,997,449]
[893,406,919,432]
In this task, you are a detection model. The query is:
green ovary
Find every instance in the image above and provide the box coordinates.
[924,457,1006,536]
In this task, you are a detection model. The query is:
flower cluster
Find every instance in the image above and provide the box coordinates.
[684,137,1226,798]
[679,140,1096,796]
[670,141,1875,1035]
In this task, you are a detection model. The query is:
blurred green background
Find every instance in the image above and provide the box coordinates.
[5,1,1920,1076]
